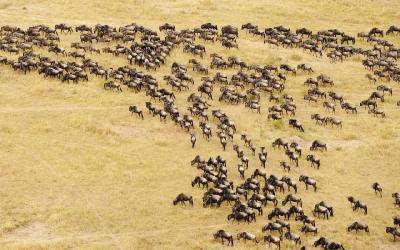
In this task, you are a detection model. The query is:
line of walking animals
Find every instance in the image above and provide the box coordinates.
[0,22,399,249]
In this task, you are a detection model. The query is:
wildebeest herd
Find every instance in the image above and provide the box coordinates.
[0,22,399,248]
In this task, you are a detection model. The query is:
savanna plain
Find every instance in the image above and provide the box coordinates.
[0,0,399,249]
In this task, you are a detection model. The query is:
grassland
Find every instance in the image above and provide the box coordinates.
[0,0,400,249]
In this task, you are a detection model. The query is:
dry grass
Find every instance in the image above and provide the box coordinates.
[0,0,400,249]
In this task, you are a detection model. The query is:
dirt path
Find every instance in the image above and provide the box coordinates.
[0,105,126,113]
[1,223,229,244]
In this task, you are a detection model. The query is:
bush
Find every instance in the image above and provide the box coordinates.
[290,54,302,61]
[272,120,284,130]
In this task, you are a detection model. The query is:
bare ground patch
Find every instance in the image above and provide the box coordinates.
[3,222,51,242]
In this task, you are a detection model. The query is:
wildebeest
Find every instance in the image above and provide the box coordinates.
[299,175,317,191]
[347,221,369,233]
[296,27,312,37]
[314,237,331,248]
[129,105,144,119]
[272,138,289,149]
[370,91,385,102]
[275,219,291,232]
[368,108,386,118]
[251,168,267,181]
[317,74,334,86]
[386,25,400,35]
[214,229,234,246]
[290,142,302,156]
[62,73,78,84]
[297,63,313,73]
[159,23,175,32]
[377,84,392,95]
[348,196,368,214]
[227,211,251,223]
[365,73,377,83]
[372,182,382,197]
[296,214,315,226]
[306,154,320,169]
[287,205,304,219]
[201,23,218,30]
[280,64,296,75]
[55,23,73,33]
[289,119,304,132]
[317,201,334,216]
[305,77,318,87]
[262,222,283,235]
[323,101,336,112]
[222,25,239,37]
[328,91,343,103]
[393,216,400,226]
[237,231,258,244]
[310,140,327,151]
[251,193,278,207]
[280,161,291,172]
[264,235,282,249]
[301,224,318,235]
[313,204,329,219]
[386,227,400,241]
[392,193,400,207]
[285,149,299,167]
[311,113,326,125]
[369,27,384,37]
[247,199,263,215]
[173,193,193,206]
[241,23,257,30]
[203,194,222,207]
[268,207,287,220]
[191,176,208,188]
[324,242,346,250]
[281,176,298,193]
[76,24,92,33]
[360,99,377,110]
[104,81,122,92]
[190,133,196,148]
[268,113,282,120]
[258,151,267,168]
[284,232,301,245]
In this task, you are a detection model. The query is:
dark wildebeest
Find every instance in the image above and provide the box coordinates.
[306,155,320,169]
[301,224,318,235]
[264,235,282,249]
[310,140,327,151]
[386,25,400,35]
[190,133,196,148]
[129,105,144,119]
[386,227,400,241]
[299,175,317,192]
[284,232,301,245]
[347,222,369,233]
[372,182,382,197]
[296,214,315,226]
[237,231,258,244]
[272,138,289,150]
[214,229,234,246]
[173,193,193,206]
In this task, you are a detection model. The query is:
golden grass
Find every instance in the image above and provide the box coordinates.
[0,0,400,249]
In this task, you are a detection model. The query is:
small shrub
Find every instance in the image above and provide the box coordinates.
[290,54,302,61]
[272,120,284,130]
